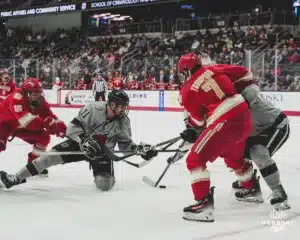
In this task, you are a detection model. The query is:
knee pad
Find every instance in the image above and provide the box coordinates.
[94,173,115,191]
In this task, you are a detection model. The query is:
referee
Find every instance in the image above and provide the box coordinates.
[93,74,107,101]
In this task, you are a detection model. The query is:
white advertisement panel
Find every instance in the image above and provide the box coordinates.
[44,90,58,104]
[164,91,182,108]
[260,92,299,111]
[60,90,94,105]
[59,90,160,107]
[52,90,300,113]
[125,91,159,107]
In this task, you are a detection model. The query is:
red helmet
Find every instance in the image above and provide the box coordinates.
[21,78,43,93]
[178,53,201,72]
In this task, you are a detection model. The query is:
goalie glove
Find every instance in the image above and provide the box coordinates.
[132,142,158,161]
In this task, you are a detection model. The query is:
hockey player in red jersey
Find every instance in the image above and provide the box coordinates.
[0,74,16,103]
[178,53,262,222]
[0,78,67,176]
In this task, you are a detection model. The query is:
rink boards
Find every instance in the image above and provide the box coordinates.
[44,90,300,116]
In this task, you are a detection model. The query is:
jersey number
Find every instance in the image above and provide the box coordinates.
[191,70,225,99]
[80,108,90,119]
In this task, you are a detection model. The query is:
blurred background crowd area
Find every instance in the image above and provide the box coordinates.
[0,3,299,92]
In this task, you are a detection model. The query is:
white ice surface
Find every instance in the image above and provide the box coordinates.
[0,109,299,240]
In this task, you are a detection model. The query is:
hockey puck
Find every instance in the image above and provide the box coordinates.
[159,185,166,189]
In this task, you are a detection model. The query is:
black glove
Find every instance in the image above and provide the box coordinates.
[81,137,104,161]
[133,143,158,161]
[180,128,198,143]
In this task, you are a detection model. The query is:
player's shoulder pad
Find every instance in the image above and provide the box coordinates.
[241,84,260,106]
[119,114,131,128]
[89,101,106,112]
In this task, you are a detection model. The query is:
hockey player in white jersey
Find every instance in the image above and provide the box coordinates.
[232,84,290,210]
[0,90,158,191]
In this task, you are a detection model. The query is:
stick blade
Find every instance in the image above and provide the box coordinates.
[142,176,157,188]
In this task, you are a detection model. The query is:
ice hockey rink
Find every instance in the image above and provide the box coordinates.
[0,108,299,240]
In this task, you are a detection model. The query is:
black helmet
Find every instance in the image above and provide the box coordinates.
[108,90,129,106]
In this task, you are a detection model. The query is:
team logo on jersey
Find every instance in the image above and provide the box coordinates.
[60,142,69,148]
[13,93,23,100]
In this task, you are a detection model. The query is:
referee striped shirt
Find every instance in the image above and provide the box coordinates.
[92,80,107,92]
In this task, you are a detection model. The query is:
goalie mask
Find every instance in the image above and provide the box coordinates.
[107,90,129,119]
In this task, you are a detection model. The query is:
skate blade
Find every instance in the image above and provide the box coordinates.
[232,188,243,193]
[183,212,214,222]
[36,174,49,178]
[236,196,264,203]
[273,201,291,211]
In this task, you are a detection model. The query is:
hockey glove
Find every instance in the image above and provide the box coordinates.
[44,117,67,138]
[43,117,56,134]
[55,120,67,138]
[180,128,199,143]
[81,137,104,161]
[133,143,158,161]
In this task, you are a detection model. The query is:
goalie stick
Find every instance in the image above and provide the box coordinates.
[142,141,188,187]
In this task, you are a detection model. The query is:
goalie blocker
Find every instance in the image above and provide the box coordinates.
[0,90,157,191]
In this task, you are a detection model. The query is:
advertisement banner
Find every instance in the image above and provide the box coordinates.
[44,90,58,104]
[59,90,160,107]
[60,90,94,105]
[54,90,300,113]
[260,92,295,110]
[164,91,180,108]
[0,0,172,18]
[125,91,159,107]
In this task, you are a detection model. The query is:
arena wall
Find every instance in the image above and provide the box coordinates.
[44,90,300,116]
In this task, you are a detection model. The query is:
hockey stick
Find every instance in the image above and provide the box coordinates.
[37,136,182,168]
[142,141,188,187]
[96,135,182,168]
[112,136,182,168]
[35,149,180,156]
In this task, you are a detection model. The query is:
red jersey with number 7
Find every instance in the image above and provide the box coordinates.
[180,66,249,128]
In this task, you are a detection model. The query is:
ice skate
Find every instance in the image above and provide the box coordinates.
[0,171,26,189]
[183,187,215,222]
[270,184,291,210]
[235,170,264,203]
[232,179,243,191]
[38,169,49,178]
